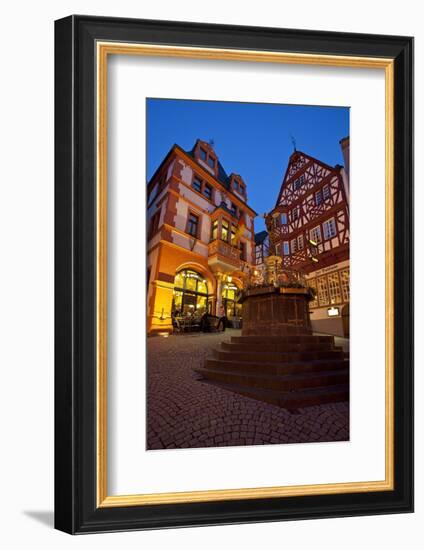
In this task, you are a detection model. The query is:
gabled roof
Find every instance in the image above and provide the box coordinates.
[186,141,232,190]
[275,149,342,208]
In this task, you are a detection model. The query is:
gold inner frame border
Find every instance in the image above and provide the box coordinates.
[96,42,394,508]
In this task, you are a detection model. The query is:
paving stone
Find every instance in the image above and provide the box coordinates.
[147,330,349,450]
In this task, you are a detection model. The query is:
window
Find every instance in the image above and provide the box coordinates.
[293,174,304,190]
[315,189,323,205]
[275,243,281,256]
[328,272,342,304]
[173,269,209,316]
[323,184,331,200]
[199,148,207,161]
[317,276,329,306]
[239,241,246,261]
[233,179,239,191]
[210,220,218,241]
[203,183,212,200]
[291,238,298,253]
[231,224,237,246]
[207,155,215,169]
[280,213,287,224]
[310,225,322,244]
[239,183,245,195]
[221,219,229,242]
[230,202,237,216]
[291,206,300,221]
[323,217,337,240]
[297,234,304,250]
[187,213,199,237]
[283,241,290,255]
[340,269,350,302]
[192,176,202,193]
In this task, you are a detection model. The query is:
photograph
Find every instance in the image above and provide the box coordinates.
[146,98,350,450]
[50,11,413,536]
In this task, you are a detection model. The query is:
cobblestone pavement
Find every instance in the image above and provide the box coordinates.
[147,330,349,450]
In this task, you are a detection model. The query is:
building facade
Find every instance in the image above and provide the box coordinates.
[265,139,350,336]
[254,230,269,268]
[147,139,256,334]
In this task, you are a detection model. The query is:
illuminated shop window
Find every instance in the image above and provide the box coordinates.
[317,276,329,306]
[328,272,342,304]
[172,269,209,316]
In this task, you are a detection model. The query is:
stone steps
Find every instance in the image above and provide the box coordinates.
[204,357,348,376]
[221,341,338,353]
[197,332,349,409]
[231,335,334,345]
[214,349,345,363]
[195,366,349,392]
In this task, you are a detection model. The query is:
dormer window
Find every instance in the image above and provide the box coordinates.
[207,155,215,169]
[231,175,245,196]
[196,142,217,174]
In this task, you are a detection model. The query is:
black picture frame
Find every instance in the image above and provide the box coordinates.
[55,15,414,534]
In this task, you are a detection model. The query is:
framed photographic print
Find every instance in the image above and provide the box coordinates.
[54,15,414,534]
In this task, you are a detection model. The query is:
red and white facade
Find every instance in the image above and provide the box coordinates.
[146,139,256,333]
[264,140,350,336]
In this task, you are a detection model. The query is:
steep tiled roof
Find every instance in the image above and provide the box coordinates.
[255,230,268,245]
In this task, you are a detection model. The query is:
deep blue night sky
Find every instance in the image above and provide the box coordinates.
[147,98,349,232]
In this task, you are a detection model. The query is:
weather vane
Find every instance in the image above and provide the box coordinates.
[290,134,297,152]
[209,138,215,147]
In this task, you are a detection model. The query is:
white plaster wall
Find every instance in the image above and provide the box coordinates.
[200,215,210,243]
[214,189,222,206]
[174,195,189,232]
[179,160,193,184]
[178,183,214,214]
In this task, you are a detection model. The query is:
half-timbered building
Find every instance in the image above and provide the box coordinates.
[266,139,350,336]
[147,139,256,334]
[254,230,269,268]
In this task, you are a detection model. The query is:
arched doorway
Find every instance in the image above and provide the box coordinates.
[172,269,209,317]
